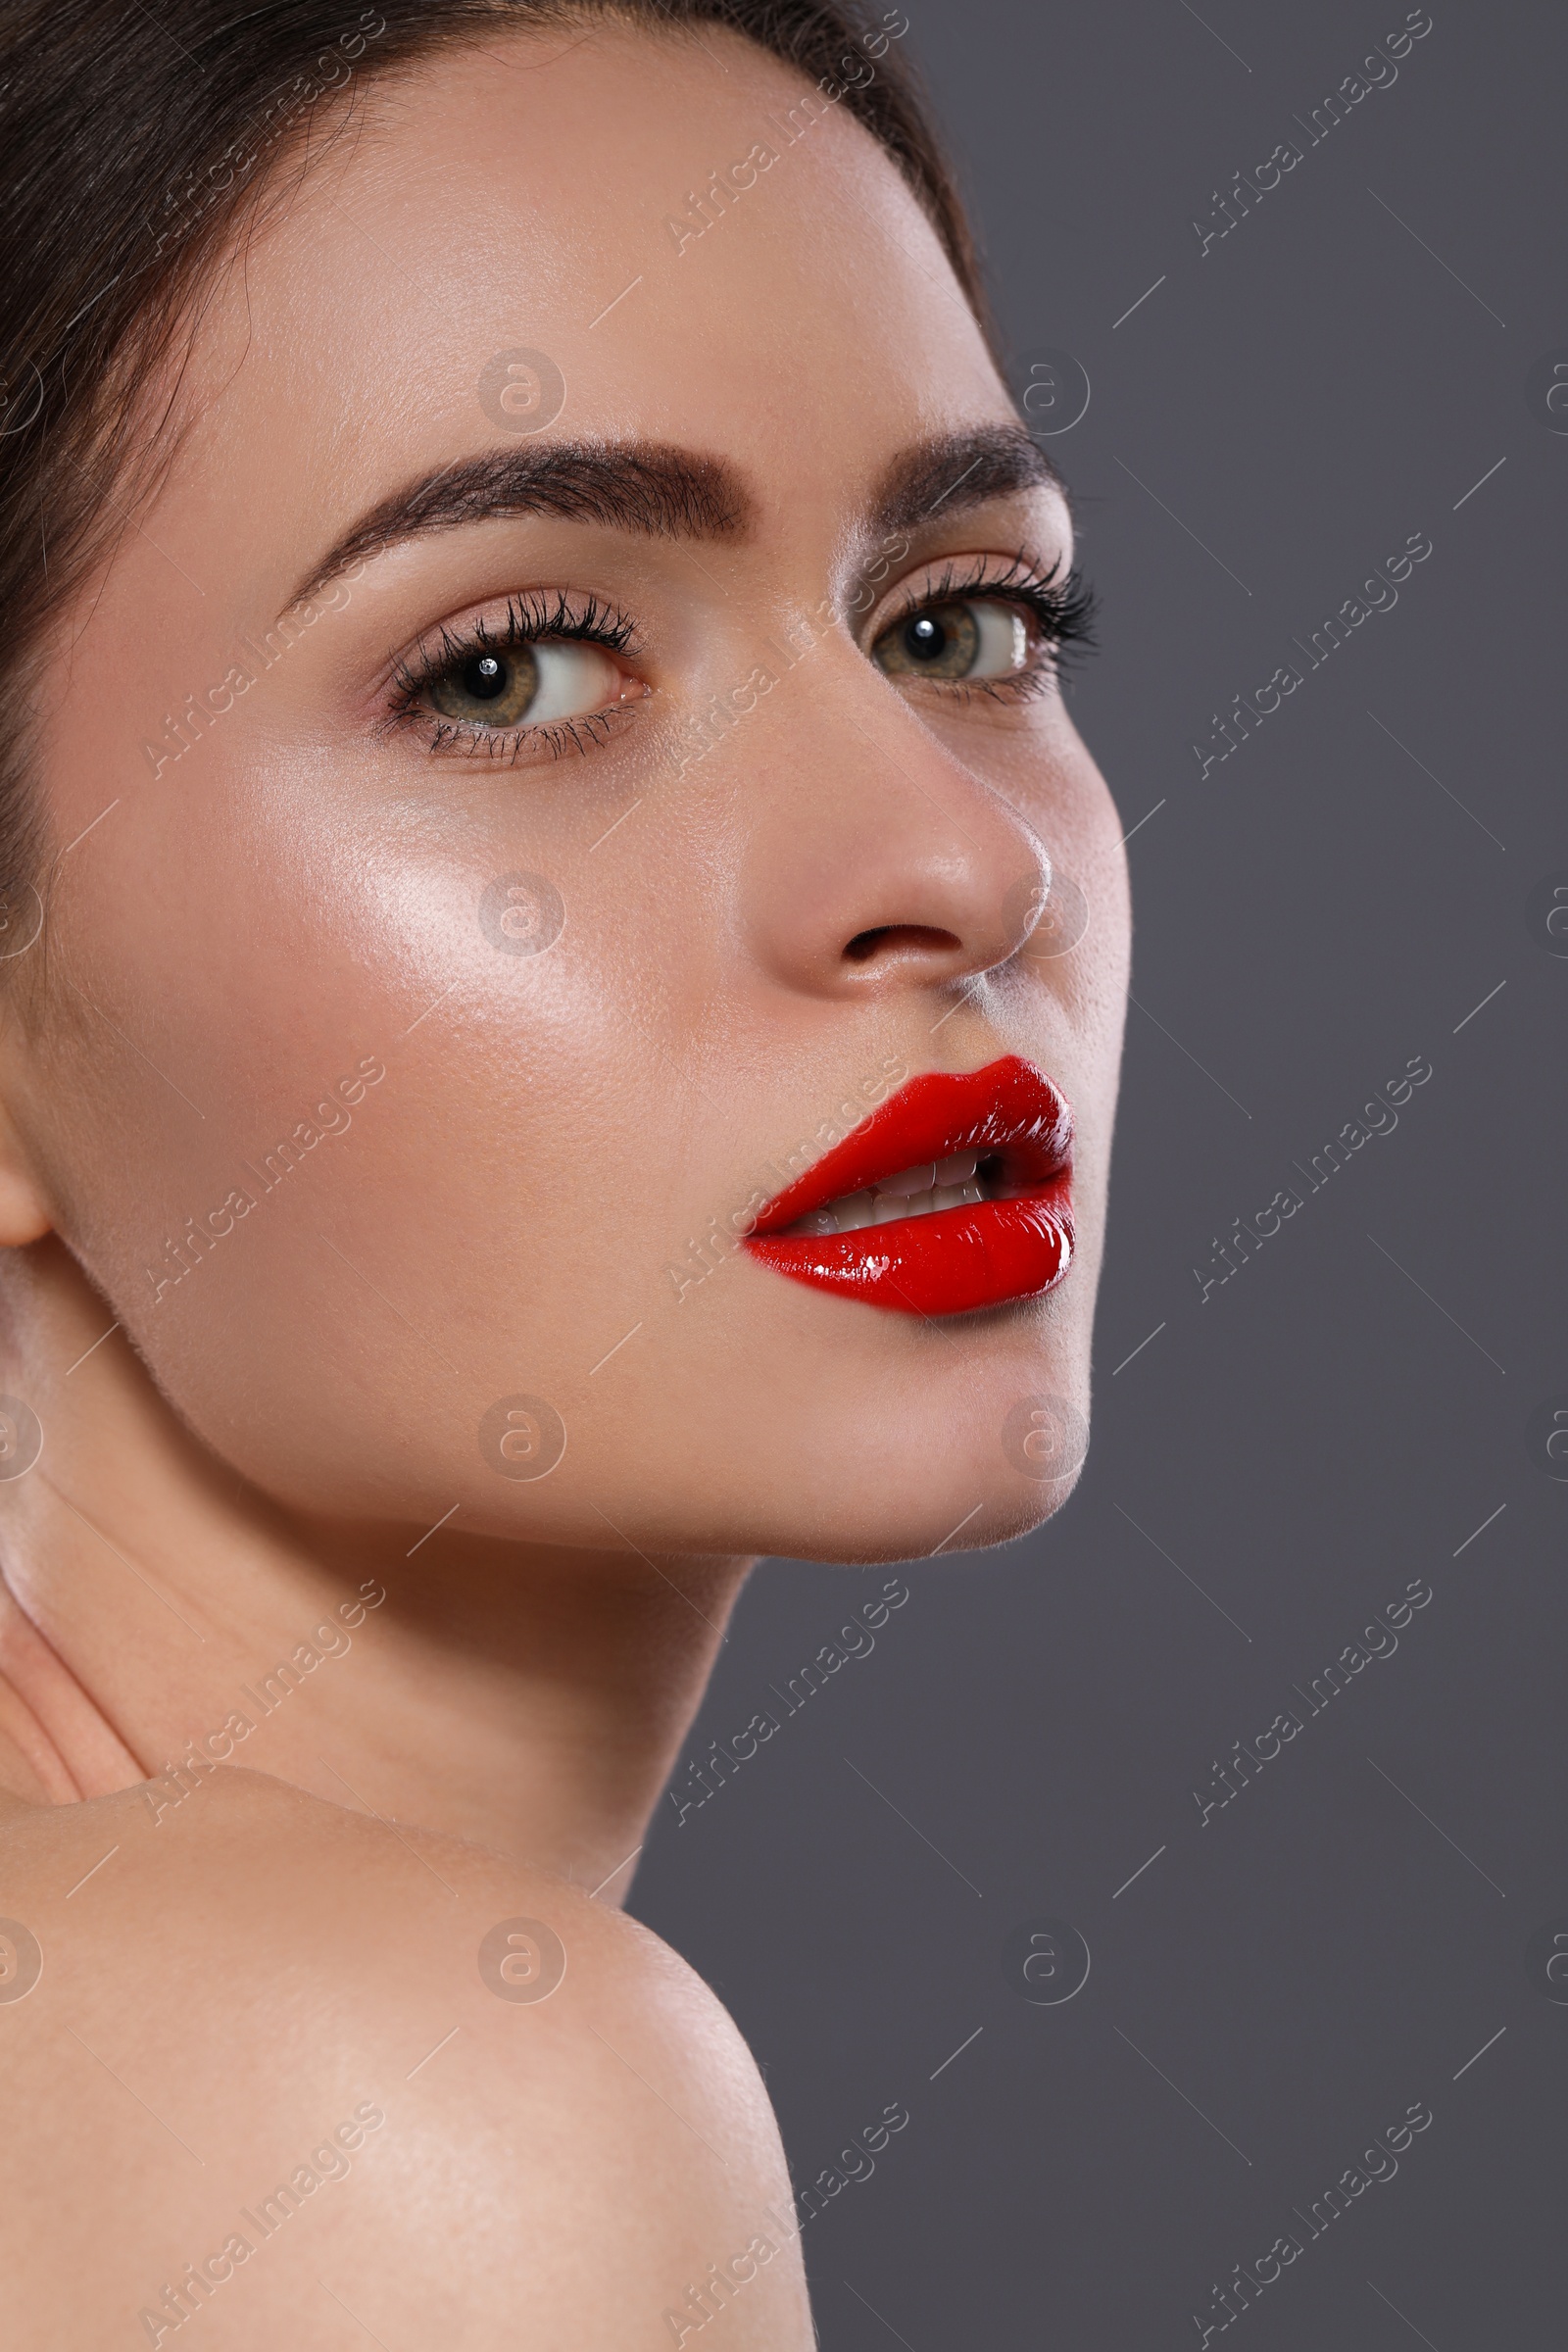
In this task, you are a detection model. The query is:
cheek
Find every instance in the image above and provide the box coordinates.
[983,705,1129,977]
[1009,728,1131,1131]
[32,750,695,1509]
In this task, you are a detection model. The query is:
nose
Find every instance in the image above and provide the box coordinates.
[738,658,1053,1000]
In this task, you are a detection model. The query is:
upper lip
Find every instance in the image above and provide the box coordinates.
[747,1055,1073,1238]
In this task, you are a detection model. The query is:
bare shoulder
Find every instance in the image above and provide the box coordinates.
[0,1771,811,2350]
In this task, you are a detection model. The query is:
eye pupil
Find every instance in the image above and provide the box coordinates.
[904,613,946,662]
[465,653,508,700]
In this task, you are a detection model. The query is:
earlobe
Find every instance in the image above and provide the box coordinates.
[0,1177,52,1246]
[0,1100,54,1246]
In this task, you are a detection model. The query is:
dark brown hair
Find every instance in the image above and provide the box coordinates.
[0,0,988,918]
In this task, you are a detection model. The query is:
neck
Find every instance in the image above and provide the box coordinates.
[0,1238,749,1900]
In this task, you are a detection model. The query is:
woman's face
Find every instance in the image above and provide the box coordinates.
[13,22,1129,1561]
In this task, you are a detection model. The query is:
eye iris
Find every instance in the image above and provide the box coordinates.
[427,642,540,727]
[873,599,981,680]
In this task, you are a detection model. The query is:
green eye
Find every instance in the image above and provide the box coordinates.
[420,635,632,735]
[428,646,540,726]
[872,598,1026,682]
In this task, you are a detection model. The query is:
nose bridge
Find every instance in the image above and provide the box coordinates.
[735,645,1053,996]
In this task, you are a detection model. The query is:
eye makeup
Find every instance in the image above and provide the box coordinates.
[378,549,1097,767]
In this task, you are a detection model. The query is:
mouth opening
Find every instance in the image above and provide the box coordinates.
[771,1147,1024,1237]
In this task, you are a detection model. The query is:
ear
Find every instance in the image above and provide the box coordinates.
[0,1089,54,1246]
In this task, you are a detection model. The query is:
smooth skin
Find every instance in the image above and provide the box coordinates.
[0,18,1129,2346]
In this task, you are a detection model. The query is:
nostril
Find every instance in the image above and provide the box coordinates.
[844,923,962,964]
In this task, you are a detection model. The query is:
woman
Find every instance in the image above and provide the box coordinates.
[0,0,1128,2340]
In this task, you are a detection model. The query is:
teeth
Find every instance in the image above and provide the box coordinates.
[776,1162,998,1238]
[835,1191,875,1232]
[932,1181,984,1211]
[877,1160,936,1199]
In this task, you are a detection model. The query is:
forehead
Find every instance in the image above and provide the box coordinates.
[172,22,1013,559]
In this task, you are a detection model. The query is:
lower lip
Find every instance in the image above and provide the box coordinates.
[745,1184,1074,1318]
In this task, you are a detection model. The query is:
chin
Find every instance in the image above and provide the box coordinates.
[589,1341,1096,1566]
[769,1461,1089,1568]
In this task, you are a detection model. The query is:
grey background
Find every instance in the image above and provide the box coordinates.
[634,3,1565,2344]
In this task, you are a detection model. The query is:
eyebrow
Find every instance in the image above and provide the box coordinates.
[866,425,1066,538]
[285,423,1066,612]
[287,440,756,608]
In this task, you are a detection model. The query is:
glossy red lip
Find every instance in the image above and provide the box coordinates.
[745,1055,1074,1316]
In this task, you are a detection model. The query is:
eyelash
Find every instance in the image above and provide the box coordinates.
[878,554,1099,704]
[385,588,641,763]
[383,557,1098,763]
